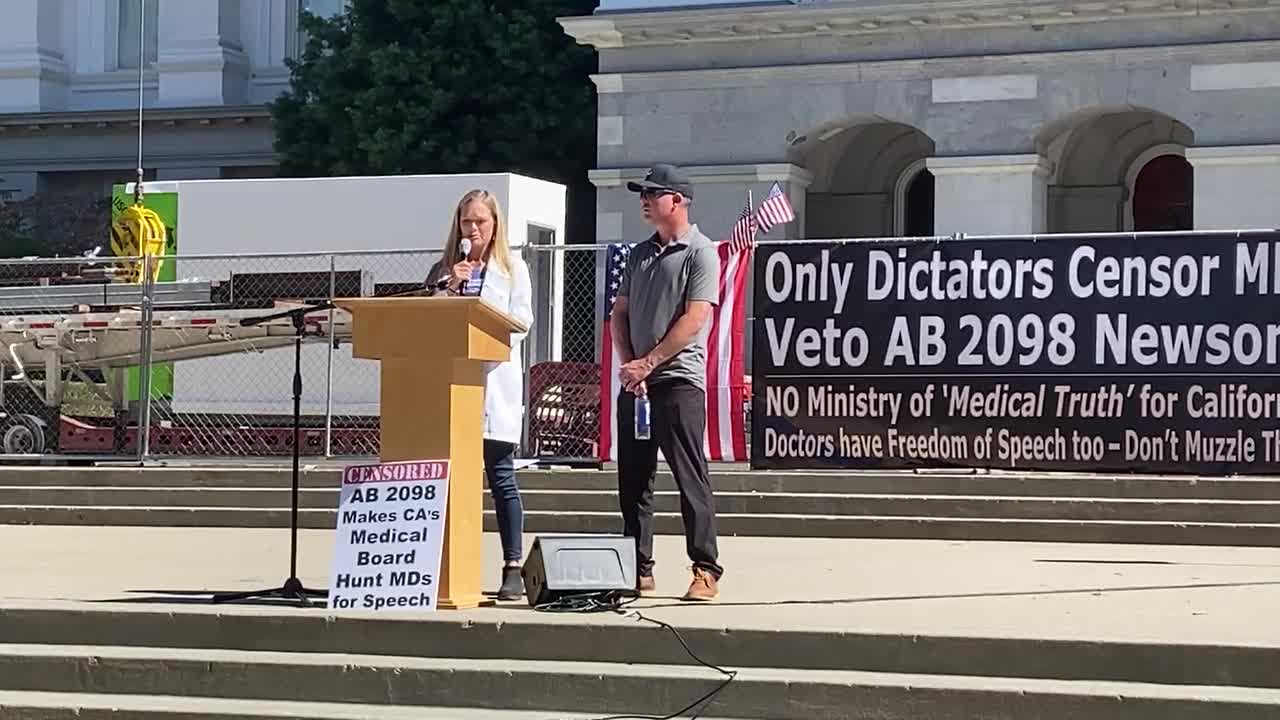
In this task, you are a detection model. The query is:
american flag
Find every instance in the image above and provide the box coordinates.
[755,182,796,233]
[598,239,752,462]
[729,195,757,251]
[599,242,632,461]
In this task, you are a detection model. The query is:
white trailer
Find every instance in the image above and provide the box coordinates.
[123,173,567,419]
[0,292,355,454]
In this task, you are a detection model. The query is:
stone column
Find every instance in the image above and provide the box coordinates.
[0,0,68,112]
[927,155,1051,235]
[806,193,888,239]
[157,0,249,107]
[1049,185,1126,233]
[1186,145,1280,229]
[74,0,111,75]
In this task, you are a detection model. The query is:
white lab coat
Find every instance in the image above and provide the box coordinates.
[427,255,534,445]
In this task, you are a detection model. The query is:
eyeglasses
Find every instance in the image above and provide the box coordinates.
[640,189,677,200]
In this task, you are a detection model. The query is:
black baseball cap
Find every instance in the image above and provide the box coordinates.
[627,163,693,198]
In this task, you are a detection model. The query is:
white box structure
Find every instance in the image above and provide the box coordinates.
[126,173,567,419]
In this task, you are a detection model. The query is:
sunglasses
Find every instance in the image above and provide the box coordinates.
[640,189,679,200]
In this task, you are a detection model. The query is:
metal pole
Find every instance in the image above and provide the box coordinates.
[520,246,533,457]
[133,0,145,206]
[137,255,155,461]
[324,254,336,457]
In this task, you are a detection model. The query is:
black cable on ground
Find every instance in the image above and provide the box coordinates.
[533,591,738,720]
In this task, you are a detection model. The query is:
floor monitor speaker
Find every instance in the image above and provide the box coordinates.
[522,534,636,607]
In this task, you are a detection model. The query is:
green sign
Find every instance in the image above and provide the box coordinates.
[111,186,177,403]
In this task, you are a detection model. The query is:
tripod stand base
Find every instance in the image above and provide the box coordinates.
[212,576,329,606]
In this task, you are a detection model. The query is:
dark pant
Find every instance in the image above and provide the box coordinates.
[617,380,722,579]
[484,439,522,564]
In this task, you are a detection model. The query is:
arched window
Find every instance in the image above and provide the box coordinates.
[894,160,935,237]
[1132,154,1193,231]
[903,169,935,237]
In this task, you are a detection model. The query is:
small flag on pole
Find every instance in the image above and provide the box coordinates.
[728,192,757,252]
[754,182,796,233]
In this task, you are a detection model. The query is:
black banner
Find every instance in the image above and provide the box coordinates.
[750,231,1280,474]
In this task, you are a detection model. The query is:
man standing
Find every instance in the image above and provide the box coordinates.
[610,163,722,602]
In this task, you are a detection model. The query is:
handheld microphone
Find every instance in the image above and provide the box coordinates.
[430,237,475,291]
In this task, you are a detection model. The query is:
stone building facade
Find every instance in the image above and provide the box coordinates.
[0,0,344,200]
[561,0,1280,244]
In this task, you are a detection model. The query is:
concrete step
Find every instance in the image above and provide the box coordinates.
[2,486,1279,523]
[522,471,1280,500]
[512,492,1280,523]
[0,644,1276,720]
[0,691,710,720]
[0,468,343,490]
[3,607,1276,689]
[6,467,1280,500]
[3,505,1279,545]
[0,487,341,510]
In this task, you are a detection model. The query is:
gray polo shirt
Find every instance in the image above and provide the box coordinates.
[617,224,720,390]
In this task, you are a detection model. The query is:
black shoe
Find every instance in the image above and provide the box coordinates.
[498,566,524,601]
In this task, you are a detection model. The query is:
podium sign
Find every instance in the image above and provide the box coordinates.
[334,296,525,609]
[328,459,450,613]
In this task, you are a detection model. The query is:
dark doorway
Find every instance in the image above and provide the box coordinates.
[904,169,935,236]
[1133,154,1193,231]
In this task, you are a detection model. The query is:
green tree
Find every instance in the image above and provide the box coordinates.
[0,194,111,259]
[271,0,598,233]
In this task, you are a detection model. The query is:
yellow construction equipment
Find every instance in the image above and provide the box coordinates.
[109,201,167,283]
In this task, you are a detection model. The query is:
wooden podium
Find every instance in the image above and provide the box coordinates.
[334,296,526,610]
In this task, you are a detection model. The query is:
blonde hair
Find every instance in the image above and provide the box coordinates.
[443,189,511,275]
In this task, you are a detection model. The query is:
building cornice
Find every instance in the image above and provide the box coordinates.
[561,0,1278,49]
[0,150,278,173]
[590,163,813,188]
[1187,145,1280,166]
[589,38,1280,93]
[927,154,1053,177]
[0,105,272,131]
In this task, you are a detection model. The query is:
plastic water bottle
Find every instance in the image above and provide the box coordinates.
[634,395,651,440]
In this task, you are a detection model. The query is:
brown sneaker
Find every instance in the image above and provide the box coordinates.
[637,575,657,597]
[681,568,719,602]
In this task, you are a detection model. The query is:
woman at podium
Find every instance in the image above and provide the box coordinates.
[425,189,534,601]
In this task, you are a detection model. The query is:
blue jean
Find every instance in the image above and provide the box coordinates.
[484,439,523,563]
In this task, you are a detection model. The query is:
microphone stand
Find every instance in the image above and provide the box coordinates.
[210,278,443,606]
[213,300,334,606]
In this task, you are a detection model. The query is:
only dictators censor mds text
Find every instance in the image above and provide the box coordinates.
[751,233,1280,474]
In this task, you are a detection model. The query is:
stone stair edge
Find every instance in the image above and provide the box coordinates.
[1,605,1277,682]
[6,505,1279,524]
[3,642,1280,691]
[0,644,1277,720]
[0,692,641,720]
[0,690,668,720]
[6,466,1280,481]
[4,487,1280,504]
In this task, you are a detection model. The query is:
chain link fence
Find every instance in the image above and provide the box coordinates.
[127,245,604,463]
[329,249,444,457]
[0,254,147,459]
[125,249,440,459]
[521,243,602,462]
[134,251,337,458]
[0,244,611,463]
